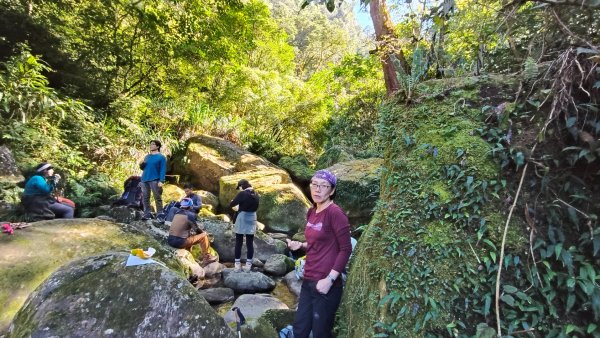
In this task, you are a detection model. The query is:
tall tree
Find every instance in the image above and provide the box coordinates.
[301,0,409,95]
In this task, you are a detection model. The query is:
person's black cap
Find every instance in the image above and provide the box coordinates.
[236,179,250,189]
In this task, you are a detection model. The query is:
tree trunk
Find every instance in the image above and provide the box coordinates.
[369,0,409,96]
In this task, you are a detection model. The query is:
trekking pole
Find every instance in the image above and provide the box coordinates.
[231,306,245,338]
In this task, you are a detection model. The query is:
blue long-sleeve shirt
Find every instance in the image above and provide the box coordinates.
[141,153,167,183]
[23,175,54,196]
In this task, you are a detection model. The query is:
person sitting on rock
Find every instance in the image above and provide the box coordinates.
[166,198,217,266]
[21,162,74,221]
[163,183,202,225]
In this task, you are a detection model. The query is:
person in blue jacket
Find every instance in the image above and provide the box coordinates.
[139,140,167,221]
[21,162,74,220]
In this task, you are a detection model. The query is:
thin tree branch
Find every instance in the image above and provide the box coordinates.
[551,8,599,51]
[495,143,537,337]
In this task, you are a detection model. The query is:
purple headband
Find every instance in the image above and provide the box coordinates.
[312,169,337,187]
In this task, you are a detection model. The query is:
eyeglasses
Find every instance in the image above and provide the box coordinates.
[310,183,331,190]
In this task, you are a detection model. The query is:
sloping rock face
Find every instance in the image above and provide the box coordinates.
[8,253,233,338]
[327,158,383,228]
[171,135,277,194]
[0,218,181,334]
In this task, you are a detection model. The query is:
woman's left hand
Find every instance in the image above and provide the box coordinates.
[316,278,333,294]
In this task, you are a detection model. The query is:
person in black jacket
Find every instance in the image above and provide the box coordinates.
[229,179,259,272]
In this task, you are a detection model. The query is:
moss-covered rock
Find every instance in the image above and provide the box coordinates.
[198,190,219,211]
[327,158,383,229]
[278,155,314,185]
[337,75,528,337]
[8,252,233,338]
[240,309,296,338]
[219,171,310,233]
[161,183,185,203]
[316,146,356,169]
[0,218,182,334]
[170,135,278,194]
[218,169,292,210]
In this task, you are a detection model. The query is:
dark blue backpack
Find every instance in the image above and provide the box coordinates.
[114,176,142,209]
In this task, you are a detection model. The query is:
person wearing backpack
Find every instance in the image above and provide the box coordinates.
[139,140,167,221]
[286,169,352,338]
[21,162,74,220]
[229,179,259,272]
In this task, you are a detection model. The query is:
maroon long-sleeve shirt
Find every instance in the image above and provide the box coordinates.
[303,203,352,282]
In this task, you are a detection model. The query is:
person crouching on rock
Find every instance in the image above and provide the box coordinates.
[167,198,218,266]
[229,179,259,272]
[21,162,74,221]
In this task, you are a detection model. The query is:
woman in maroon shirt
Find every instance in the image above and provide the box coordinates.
[287,169,353,338]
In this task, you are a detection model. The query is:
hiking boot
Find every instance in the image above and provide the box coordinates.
[202,254,218,266]
[243,261,252,272]
[141,215,152,221]
[234,261,242,272]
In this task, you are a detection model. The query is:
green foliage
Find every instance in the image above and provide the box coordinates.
[316,54,386,158]
[65,173,118,217]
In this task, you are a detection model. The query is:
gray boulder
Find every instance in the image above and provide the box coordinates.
[264,254,295,276]
[327,158,383,229]
[223,294,288,328]
[283,271,302,297]
[105,205,143,223]
[8,252,233,338]
[223,271,276,293]
[201,217,287,262]
[198,288,235,305]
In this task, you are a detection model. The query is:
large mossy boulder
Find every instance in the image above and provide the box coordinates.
[316,146,356,169]
[8,253,233,338]
[338,75,527,337]
[162,183,185,203]
[278,155,314,186]
[219,171,310,233]
[170,135,277,194]
[0,218,181,334]
[327,158,383,228]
